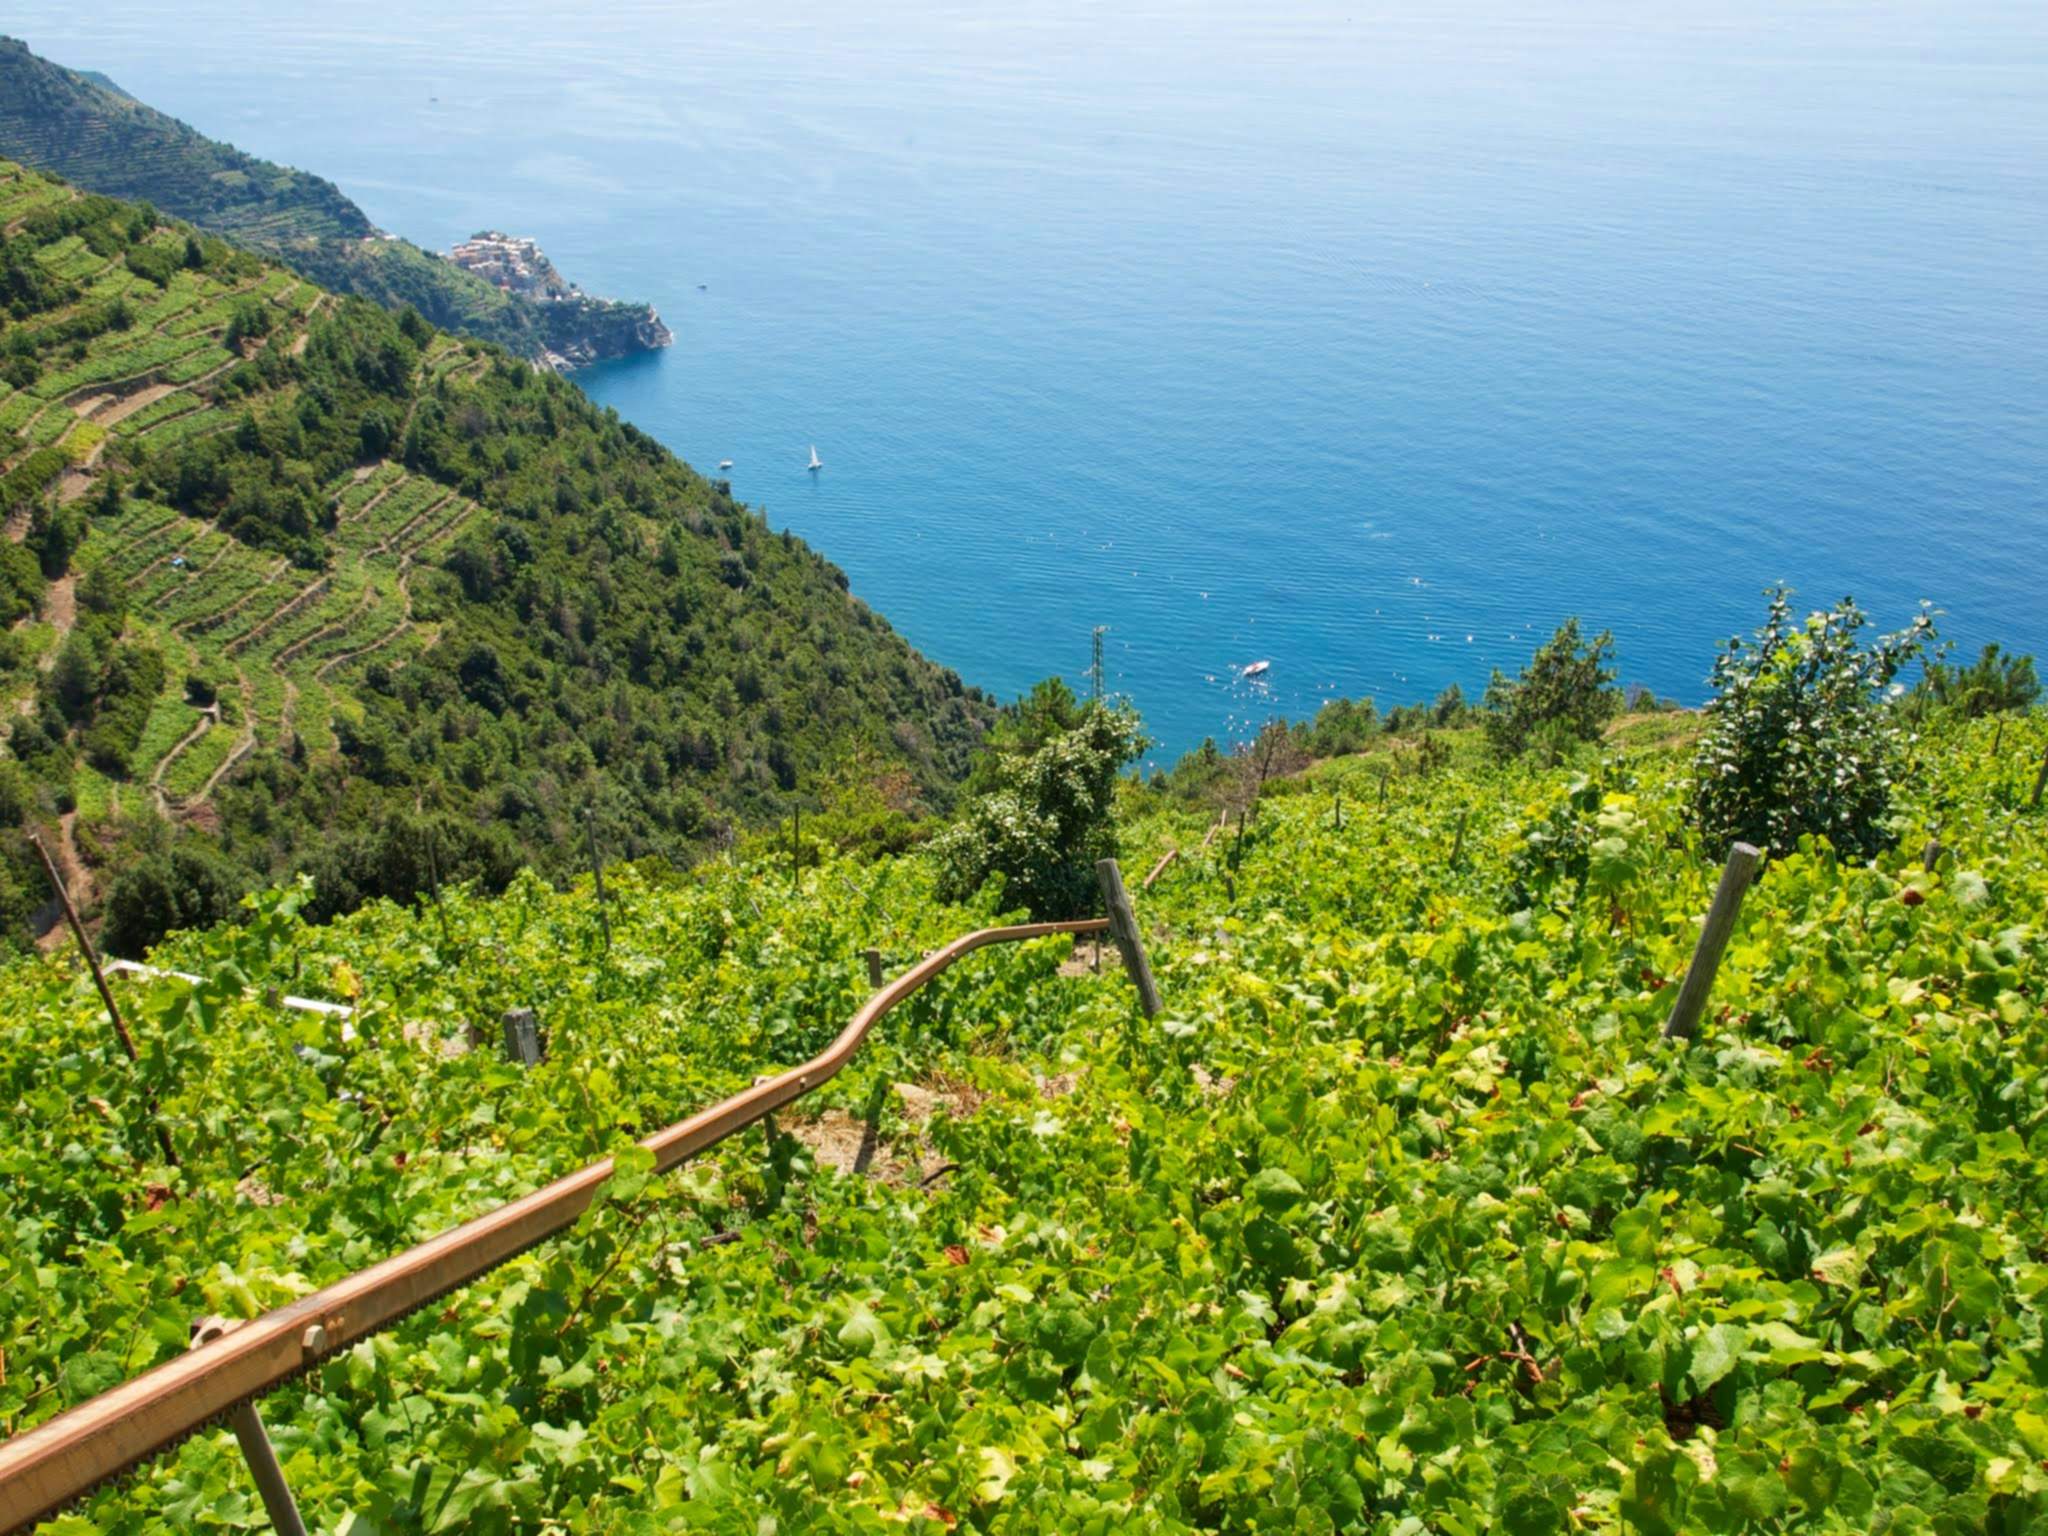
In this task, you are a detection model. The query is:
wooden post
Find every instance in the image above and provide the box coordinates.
[583,811,611,952]
[191,1318,307,1536]
[1379,771,1388,807]
[1921,837,1942,873]
[1334,790,1343,831]
[863,947,883,990]
[1663,842,1764,1042]
[791,806,801,886]
[1450,809,1468,868]
[501,1007,543,1067]
[33,834,177,1167]
[423,827,453,947]
[1991,717,2004,760]
[1095,858,1162,1018]
[2032,746,2048,810]
[1142,848,1178,890]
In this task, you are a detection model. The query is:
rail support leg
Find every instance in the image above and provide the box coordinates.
[1662,842,1763,1043]
[190,1318,307,1536]
[1095,858,1162,1018]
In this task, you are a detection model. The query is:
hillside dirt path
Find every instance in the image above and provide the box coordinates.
[57,437,109,504]
[191,675,257,802]
[31,810,87,954]
[151,705,219,814]
[91,383,178,427]
[42,575,75,641]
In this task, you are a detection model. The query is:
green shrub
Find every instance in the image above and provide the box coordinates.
[299,809,524,923]
[1912,641,2039,720]
[1483,618,1619,758]
[1302,695,1378,757]
[931,700,1143,918]
[101,841,246,957]
[1689,587,1934,861]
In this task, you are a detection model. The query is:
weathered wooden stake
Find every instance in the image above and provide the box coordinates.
[791,806,802,887]
[33,834,136,1062]
[1663,842,1764,1043]
[1334,790,1343,831]
[191,1318,307,1536]
[1991,717,2004,760]
[1921,837,1943,873]
[1450,809,1468,868]
[864,947,884,990]
[2033,746,2048,810]
[33,834,177,1166]
[1379,771,1389,807]
[1095,858,1162,1018]
[1142,847,1178,890]
[583,810,611,952]
[501,1007,543,1067]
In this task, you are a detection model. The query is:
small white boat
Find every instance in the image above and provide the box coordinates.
[718,459,733,470]
[807,445,822,472]
[1241,659,1271,679]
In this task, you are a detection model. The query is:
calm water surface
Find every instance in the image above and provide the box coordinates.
[14,1,2046,763]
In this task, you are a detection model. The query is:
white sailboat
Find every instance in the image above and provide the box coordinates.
[807,444,822,472]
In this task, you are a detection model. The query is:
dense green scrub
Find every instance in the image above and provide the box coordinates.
[4,712,2044,1532]
[0,38,664,364]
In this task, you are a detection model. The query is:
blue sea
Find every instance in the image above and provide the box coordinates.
[14,0,2046,766]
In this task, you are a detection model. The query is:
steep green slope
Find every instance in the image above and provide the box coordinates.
[0,159,991,945]
[1,711,2043,1531]
[0,37,666,365]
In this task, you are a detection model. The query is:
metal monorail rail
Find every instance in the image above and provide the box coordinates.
[0,910,1142,1533]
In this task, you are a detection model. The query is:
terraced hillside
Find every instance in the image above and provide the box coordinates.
[1,711,2044,1532]
[0,159,993,950]
[0,37,367,244]
[0,37,668,366]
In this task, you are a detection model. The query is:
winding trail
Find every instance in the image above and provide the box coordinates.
[150,709,214,815]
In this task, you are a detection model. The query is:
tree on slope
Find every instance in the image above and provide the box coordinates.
[1483,618,1620,760]
[932,695,1144,919]
[1689,586,1934,860]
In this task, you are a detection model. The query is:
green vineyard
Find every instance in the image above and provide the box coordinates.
[2,713,2046,1532]
[0,158,489,844]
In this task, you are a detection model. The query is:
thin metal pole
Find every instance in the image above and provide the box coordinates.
[583,811,611,951]
[32,834,177,1166]
[1095,858,1162,1018]
[1663,842,1764,1042]
[190,1319,306,1536]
